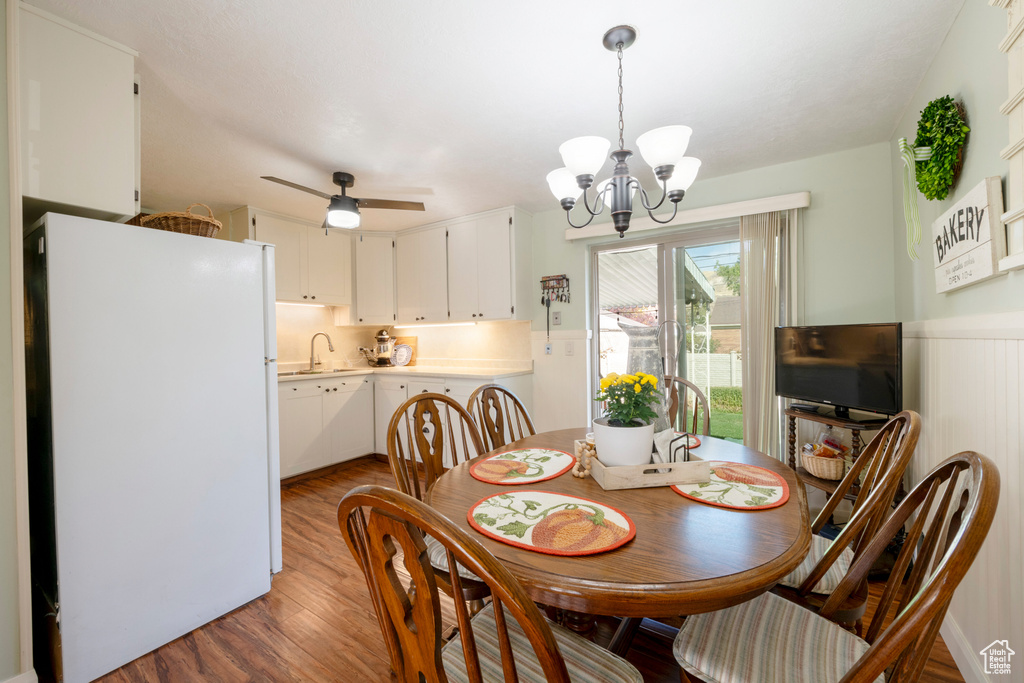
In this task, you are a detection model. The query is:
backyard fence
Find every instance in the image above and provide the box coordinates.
[686,351,742,388]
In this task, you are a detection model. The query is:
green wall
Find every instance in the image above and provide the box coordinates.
[531,141,898,331]
[890,1,1015,321]
[0,0,23,677]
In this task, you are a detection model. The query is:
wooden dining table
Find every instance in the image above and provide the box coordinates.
[428,427,812,632]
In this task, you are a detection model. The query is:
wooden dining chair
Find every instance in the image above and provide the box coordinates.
[386,392,489,600]
[674,451,999,683]
[338,485,643,683]
[466,383,536,451]
[773,410,921,627]
[664,375,710,436]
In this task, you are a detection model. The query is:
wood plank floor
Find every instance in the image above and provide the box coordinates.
[94,457,965,682]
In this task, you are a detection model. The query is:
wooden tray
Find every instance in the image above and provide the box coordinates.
[575,440,710,490]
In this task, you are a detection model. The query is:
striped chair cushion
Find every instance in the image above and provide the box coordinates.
[776,534,854,595]
[674,592,882,683]
[425,535,485,582]
[442,603,643,683]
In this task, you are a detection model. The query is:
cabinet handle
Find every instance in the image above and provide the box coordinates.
[400,385,405,389]
[335,387,340,390]
[359,317,363,322]
[303,295,308,299]
[479,313,483,317]
[311,295,316,300]
[445,388,451,393]
[472,314,477,317]
[292,387,297,391]
[325,388,330,393]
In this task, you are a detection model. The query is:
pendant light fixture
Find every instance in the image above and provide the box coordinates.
[547,26,701,237]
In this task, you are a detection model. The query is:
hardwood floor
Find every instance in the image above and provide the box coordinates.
[95,457,965,682]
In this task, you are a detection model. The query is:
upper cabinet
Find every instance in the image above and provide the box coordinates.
[224,207,352,306]
[354,234,396,325]
[397,207,531,325]
[20,5,139,220]
[396,226,448,324]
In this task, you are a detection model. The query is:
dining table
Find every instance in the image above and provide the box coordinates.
[427,427,812,650]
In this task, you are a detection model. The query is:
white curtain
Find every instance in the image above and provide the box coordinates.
[739,210,795,457]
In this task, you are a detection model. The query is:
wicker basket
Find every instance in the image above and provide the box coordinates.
[141,203,221,238]
[802,452,845,480]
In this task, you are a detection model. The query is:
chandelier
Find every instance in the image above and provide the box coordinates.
[547,26,701,238]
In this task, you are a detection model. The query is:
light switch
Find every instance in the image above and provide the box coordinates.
[565,341,574,356]
[552,311,562,325]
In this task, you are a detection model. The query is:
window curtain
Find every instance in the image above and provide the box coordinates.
[739,210,796,457]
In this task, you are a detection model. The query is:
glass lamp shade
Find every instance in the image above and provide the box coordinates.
[665,157,701,192]
[326,195,361,228]
[636,125,693,170]
[546,168,582,201]
[558,136,611,178]
[593,176,637,210]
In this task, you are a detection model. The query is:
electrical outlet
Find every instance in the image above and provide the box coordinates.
[565,341,574,356]
[552,311,562,325]
[545,343,553,355]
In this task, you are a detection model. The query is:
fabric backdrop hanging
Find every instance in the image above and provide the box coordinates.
[739,210,794,457]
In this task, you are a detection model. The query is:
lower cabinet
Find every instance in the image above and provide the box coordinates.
[279,376,374,478]
[374,379,409,455]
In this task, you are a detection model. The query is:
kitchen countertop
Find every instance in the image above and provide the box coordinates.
[277,365,533,383]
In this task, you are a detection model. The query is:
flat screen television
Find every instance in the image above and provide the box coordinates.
[774,323,902,417]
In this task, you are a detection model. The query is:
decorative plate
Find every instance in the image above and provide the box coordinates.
[671,461,790,510]
[391,343,412,366]
[469,448,575,485]
[468,491,635,556]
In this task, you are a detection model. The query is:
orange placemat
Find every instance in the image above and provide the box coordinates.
[468,491,635,556]
[671,461,789,510]
[470,448,575,485]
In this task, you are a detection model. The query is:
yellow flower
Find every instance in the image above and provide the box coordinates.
[649,376,658,388]
[634,383,642,393]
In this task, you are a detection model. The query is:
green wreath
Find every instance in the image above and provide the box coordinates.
[913,96,969,201]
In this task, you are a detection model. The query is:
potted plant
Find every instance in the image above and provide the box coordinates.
[592,371,661,467]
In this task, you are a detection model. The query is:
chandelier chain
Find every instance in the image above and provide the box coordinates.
[616,42,625,150]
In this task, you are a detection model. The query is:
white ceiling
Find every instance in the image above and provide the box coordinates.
[29,0,965,231]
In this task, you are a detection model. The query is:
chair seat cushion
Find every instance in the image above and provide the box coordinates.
[425,534,485,582]
[674,592,881,683]
[776,534,854,595]
[442,603,643,683]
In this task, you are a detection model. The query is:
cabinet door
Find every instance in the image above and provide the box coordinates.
[407,380,446,397]
[375,379,409,454]
[323,379,374,463]
[395,232,421,323]
[475,213,513,320]
[355,234,396,325]
[397,228,448,323]
[278,383,326,478]
[254,213,306,302]
[306,227,352,305]
[20,7,137,217]
[446,221,478,321]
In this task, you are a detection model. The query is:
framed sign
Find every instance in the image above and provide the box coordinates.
[932,177,1006,293]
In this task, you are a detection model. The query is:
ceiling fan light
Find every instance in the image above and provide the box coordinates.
[558,136,611,178]
[636,125,693,171]
[546,168,582,201]
[326,195,360,229]
[665,157,702,192]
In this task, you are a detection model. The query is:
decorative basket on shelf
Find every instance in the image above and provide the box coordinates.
[801,452,845,481]
[140,203,221,238]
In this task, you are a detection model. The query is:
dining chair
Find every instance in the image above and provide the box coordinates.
[386,392,488,600]
[338,485,644,683]
[664,375,710,436]
[674,450,999,683]
[773,410,921,628]
[466,383,536,451]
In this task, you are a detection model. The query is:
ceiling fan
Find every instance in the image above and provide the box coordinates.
[260,172,425,230]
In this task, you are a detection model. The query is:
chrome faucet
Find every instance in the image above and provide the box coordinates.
[309,332,335,372]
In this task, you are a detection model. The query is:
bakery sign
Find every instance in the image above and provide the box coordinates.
[932,176,1006,293]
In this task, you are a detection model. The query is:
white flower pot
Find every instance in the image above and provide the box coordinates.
[592,417,656,467]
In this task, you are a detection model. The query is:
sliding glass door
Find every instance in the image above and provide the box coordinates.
[591,225,743,442]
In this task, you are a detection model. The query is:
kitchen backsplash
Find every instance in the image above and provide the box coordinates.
[275,304,531,368]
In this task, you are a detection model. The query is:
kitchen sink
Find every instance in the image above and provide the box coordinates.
[278,368,363,377]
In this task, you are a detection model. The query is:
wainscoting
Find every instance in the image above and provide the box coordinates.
[903,311,1024,683]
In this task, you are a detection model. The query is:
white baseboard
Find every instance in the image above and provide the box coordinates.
[940,613,987,683]
[1,670,38,683]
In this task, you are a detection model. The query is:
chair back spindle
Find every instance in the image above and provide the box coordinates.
[466,384,536,451]
[664,375,711,436]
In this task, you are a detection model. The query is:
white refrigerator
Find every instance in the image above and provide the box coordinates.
[24,213,282,683]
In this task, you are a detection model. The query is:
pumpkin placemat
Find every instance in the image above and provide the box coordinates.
[468,491,635,556]
[671,461,789,510]
[469,448,575,485]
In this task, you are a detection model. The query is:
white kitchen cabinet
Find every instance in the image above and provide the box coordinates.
[20,5,139,220]
[374,379,409,454]
[396,226,448,324]
[447,213,512,322]
[407,379,447,397]
[279,376,374,477]
[227,207,352,305]
[354,234,396,325]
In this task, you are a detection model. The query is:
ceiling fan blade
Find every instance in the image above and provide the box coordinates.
[260,176,332,200]
[356,198,426,211]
